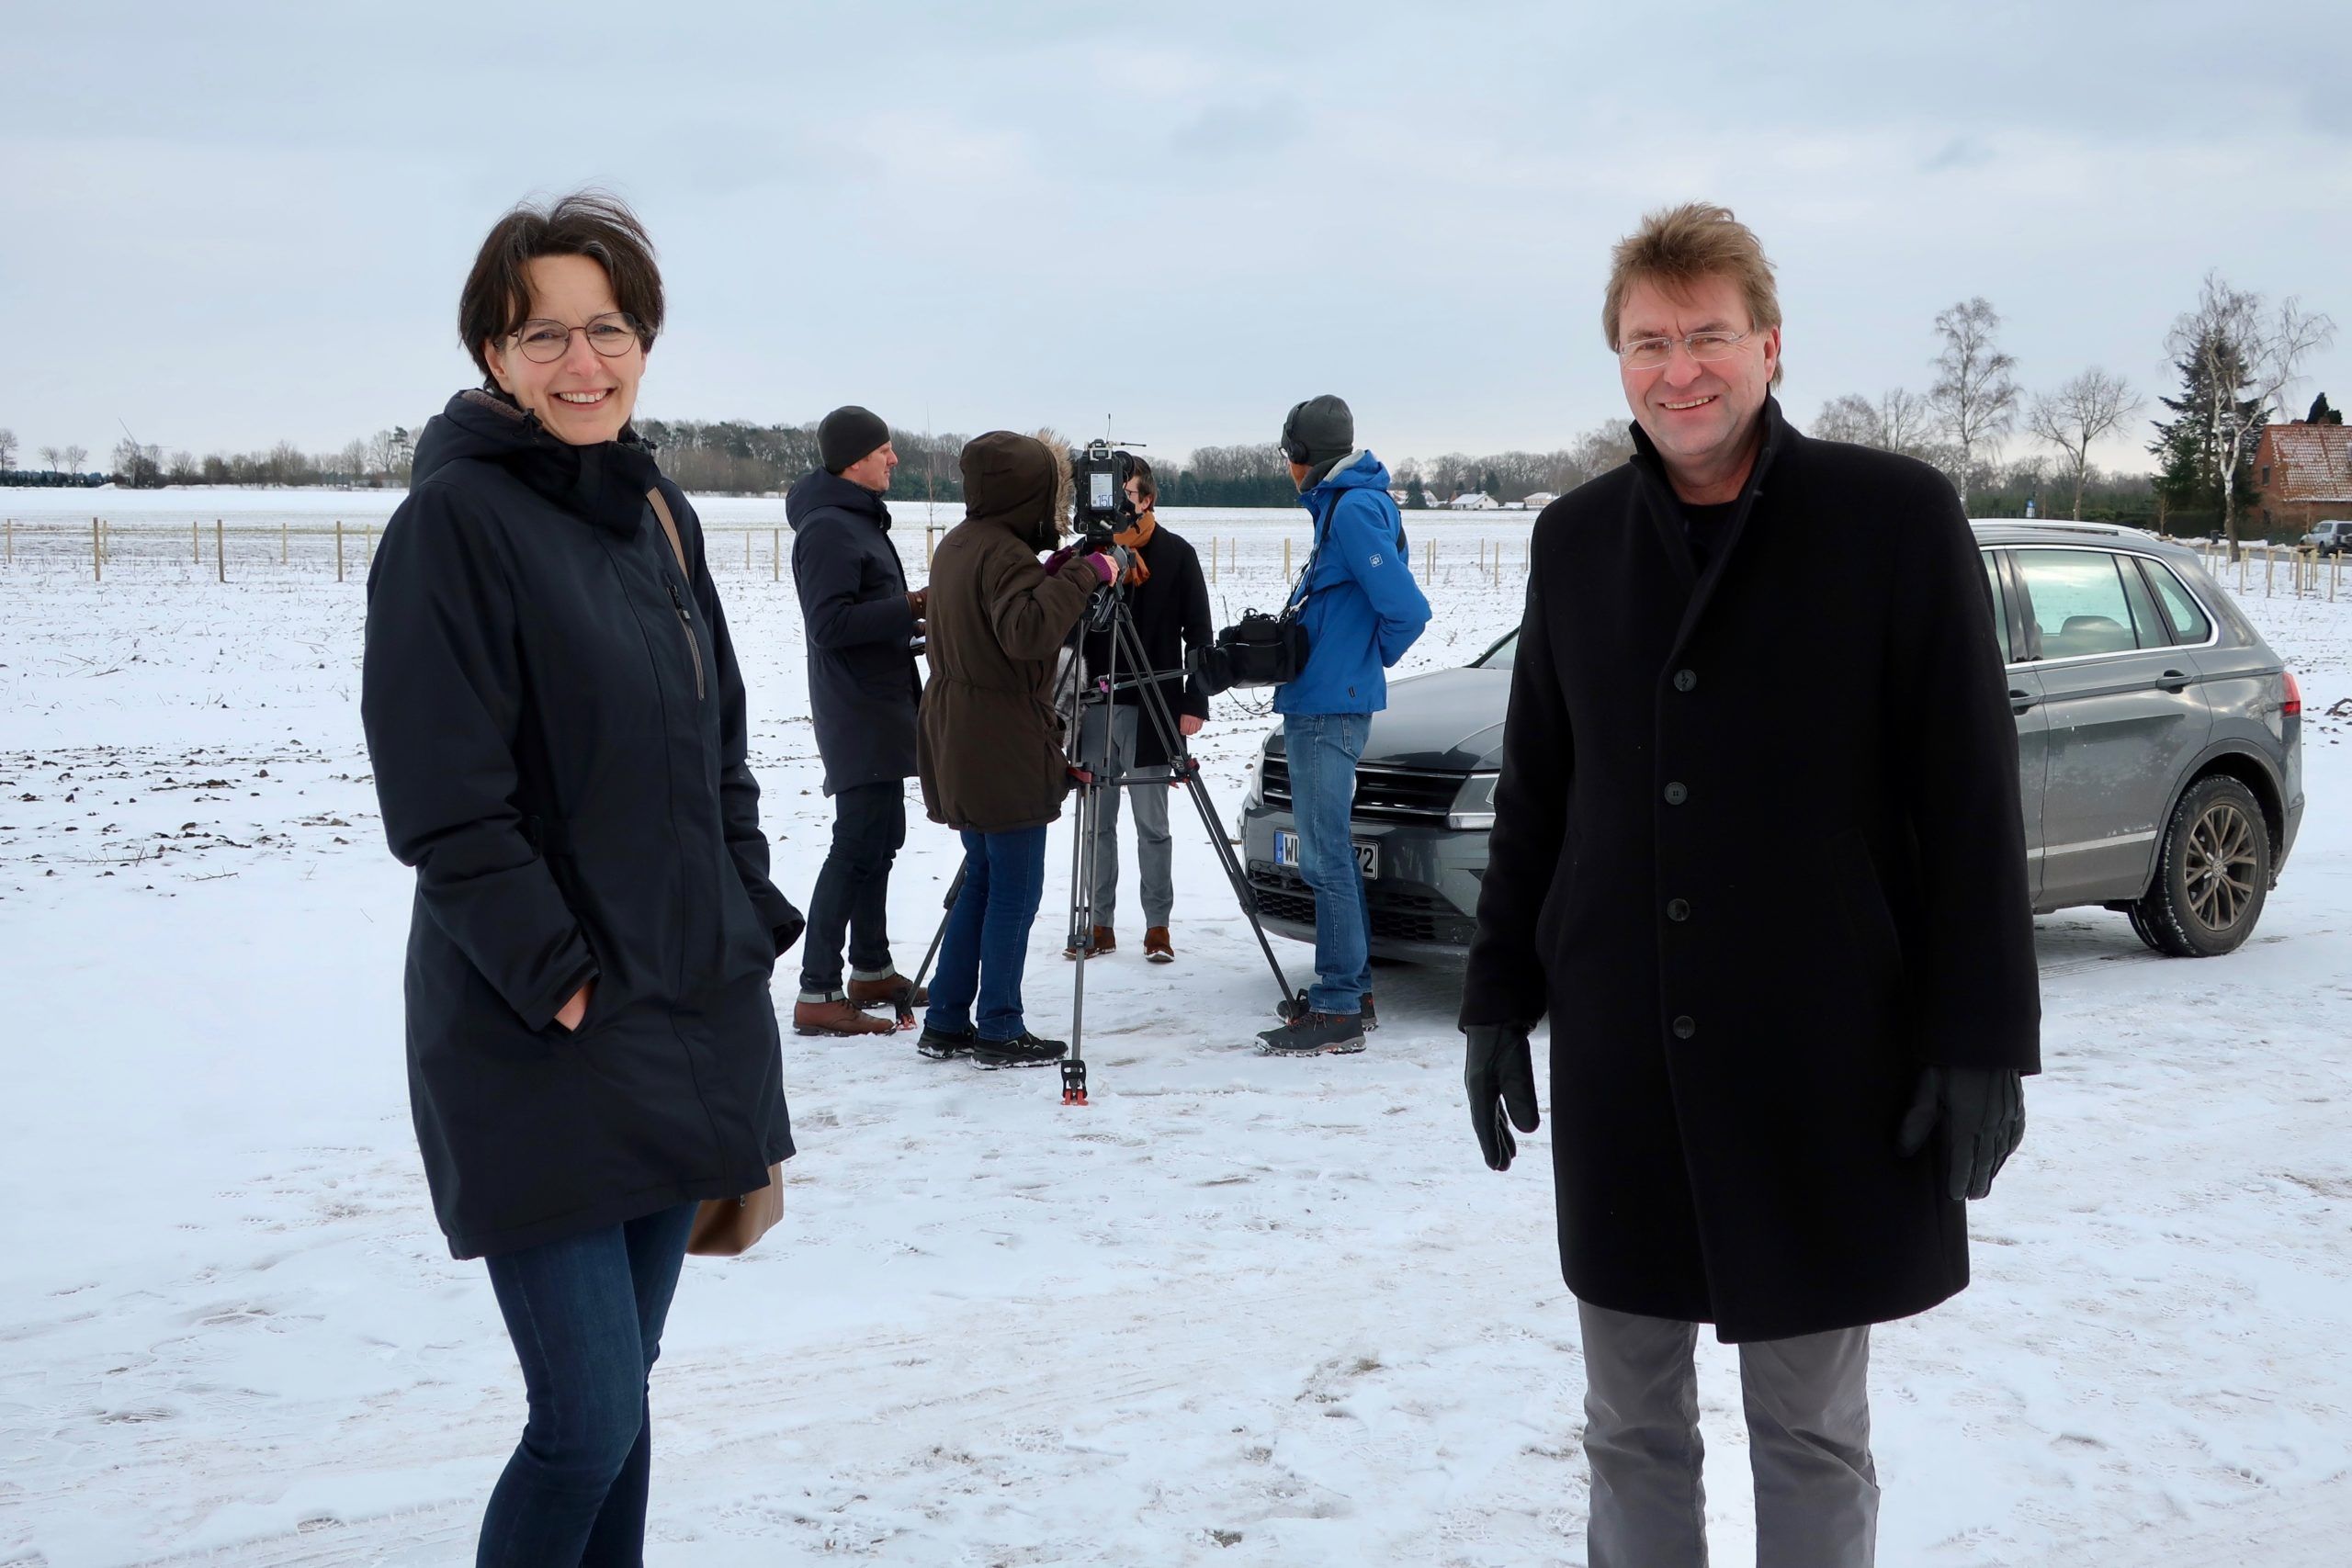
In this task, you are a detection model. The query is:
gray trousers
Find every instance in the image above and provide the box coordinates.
[1079,704,1174,929]
[1577,1298,1879,1568]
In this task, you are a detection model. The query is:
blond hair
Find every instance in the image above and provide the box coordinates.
[1603,202,1783,388]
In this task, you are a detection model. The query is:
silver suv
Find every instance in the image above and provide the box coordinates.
[1238,521,2305,960]
[2301,519,2351,556]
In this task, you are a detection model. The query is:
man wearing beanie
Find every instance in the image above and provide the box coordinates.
[1255,395,1430,1056]
[785,405,928,1035]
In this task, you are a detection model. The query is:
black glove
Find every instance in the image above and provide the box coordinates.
[1896,1065,2025,1201]
[1464,1023,1541,1172]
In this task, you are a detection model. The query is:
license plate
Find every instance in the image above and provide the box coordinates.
[1272,829,1378,879]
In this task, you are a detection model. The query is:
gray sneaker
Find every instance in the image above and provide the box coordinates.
[1256,1011,1366,1056]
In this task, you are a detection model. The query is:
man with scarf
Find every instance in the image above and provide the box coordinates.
[1066,457,1214,962]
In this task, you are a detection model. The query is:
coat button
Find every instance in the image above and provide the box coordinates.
[1672,1015,1696,1039]
[1663,782,1689,806]
[1673,669,1698,693]
[1667,898,1690,921]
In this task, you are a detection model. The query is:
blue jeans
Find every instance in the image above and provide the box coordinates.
[923,825,1049,1041]
[1283,713,1374,1015]
[478,1201,697,1566]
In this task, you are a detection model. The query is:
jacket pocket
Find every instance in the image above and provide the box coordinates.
[1827,828,1905,988]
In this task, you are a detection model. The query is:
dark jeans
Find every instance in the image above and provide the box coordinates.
[922,825,1048,1041]
[798,780,906,998]
[1283,713,1374,1014]
[477,1201,698,1566]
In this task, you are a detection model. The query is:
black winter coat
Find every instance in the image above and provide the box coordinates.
[1077,519,1213,767]
[363,390,798,1260]
[786,469,919,793]
[1462,399,2041,1343]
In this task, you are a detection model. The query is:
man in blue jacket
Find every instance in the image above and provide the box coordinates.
[1257,394,1431,1056]
[786,405,929,1036]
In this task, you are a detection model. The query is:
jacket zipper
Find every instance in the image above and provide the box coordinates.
[667,579,707,701]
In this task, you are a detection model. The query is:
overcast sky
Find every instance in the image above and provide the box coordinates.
[8,0,2350,477]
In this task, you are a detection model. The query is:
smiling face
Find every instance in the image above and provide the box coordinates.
[1617,271,1780,491]
[482,254,645,446]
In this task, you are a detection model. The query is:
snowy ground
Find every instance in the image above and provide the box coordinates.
[2,489,2348,1566]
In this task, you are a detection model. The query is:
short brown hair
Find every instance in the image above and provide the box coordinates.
[458,191,663,379]
[1129,455,1157,505]
[1603,202,1782,387]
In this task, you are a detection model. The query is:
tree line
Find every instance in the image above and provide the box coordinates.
[6,266,2335,550]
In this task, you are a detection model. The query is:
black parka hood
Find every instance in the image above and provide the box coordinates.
[786,467,891,534]
[412,388,662,538]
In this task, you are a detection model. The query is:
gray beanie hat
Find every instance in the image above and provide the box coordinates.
[819,405,891,473]
[1279,394,1354,467]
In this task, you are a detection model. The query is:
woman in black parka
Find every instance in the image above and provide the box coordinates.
[360,193,800,1562]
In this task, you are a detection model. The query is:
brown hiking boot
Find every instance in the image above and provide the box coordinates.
[847,973,928,1010]
[792,997,896,1037]
[1062,925,1115,960]
[1143,926,1174,963]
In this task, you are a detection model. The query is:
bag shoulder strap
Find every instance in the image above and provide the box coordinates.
[646,486,695,580]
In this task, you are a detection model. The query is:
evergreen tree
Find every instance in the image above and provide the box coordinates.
[1405,475,1428,509]
[2147,330,2262,529]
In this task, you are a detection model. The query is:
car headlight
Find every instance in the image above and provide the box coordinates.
[1448,772,1499,830]
[1244,742,1270,808]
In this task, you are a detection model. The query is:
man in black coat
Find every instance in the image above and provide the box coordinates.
[786,405,927,1036]
[1460,203,2040,1568]
[1067,458,1213,962]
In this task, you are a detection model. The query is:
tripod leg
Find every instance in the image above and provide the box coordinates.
[1107,610,1303,1012]
[907,862,967,1021]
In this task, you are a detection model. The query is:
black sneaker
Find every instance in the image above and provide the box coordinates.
[916,1024,978,1060]
[970,1032,1069,1069]
[1256,1012,1366,1055]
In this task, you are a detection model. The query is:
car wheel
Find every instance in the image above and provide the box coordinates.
[2132,774,2269,957]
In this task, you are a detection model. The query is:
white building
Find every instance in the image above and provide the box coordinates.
[1446,491,1499,510]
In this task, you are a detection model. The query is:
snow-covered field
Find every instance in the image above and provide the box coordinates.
[3,488,2348,1566]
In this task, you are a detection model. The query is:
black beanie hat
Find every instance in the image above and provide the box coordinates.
[819,405,891,473]
[1279,394,1354,467]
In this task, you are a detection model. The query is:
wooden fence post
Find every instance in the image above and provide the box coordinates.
[4,518,11,566]
[926,523,936,568]
[2265,544,2275,596]
[335,519,345,583]
[281,519,288,565]
[743,529,751,571]
[215,518,225,583]
[1283,536,1292,579]
[93,517,102,581]
[773,527,781,581]
[364,521,373,569]
[192,519,200,563]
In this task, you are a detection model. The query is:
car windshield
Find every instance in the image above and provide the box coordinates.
[1476,630,1518,670]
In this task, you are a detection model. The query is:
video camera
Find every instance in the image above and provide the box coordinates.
[1069,438,1142,547]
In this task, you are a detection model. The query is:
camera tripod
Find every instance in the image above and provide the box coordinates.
[902,547,1305,1100]
[1050,558,1305,1102]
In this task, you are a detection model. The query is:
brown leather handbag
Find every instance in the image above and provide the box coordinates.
[687,1164,785,1257]
[645,486,789,1259]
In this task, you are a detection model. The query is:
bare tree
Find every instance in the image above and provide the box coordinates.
[1877,388,1937,453]
[60,443,89,475]
[2165,271,2337,558]
[38,446,61,472]
[1811,393,1882,446]
[0,428,16,469]
[2026,368,2142,520]
[1928,298,2019,510]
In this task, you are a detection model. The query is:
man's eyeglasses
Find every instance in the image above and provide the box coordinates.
[1615,329,1751,370]
[509,312,644,365]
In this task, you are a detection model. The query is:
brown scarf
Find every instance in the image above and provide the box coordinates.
[1113,508,1156,587]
